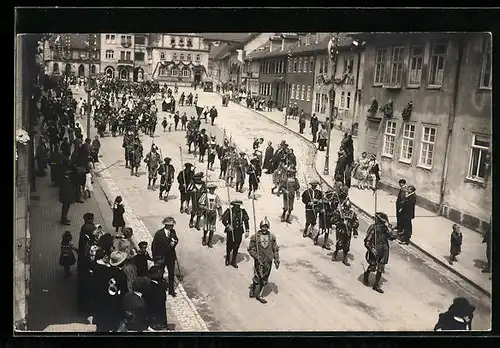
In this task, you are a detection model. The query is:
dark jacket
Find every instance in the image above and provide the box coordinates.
[144,279,168,328]
[151,228,179,262]
[401,193,416,220]
[310,116,319,132]
[263,145,274,170]
[122,292,149,332]
[396,186,407,210]
[434,311,473,331]
[59,175,75,204]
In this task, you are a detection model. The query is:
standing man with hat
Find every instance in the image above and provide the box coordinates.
[301,180,323,238]
[331,200,359,265]
[144,144,161,190]
[221,200,250,268]
[188,172,207,230]
[363,212,398,293]
[277,168,300,224]
[235,152,248,193]
[152,216,179,297]
[247,218,280,304]
[77,212,96,314]
[177,163,194,213]
[59,169,75,225]
[434,297,476,331]
[158,157,175,201]
[198,183,223,247]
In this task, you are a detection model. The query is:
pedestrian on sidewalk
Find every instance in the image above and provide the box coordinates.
[121,277,150,332]
[174,111,180,130]
[310,113,319,143]
[112,196,126,235]
[448,224,463,265]
[77,213,97,315]
[299,110,306,134]
[152,216,179,297]
[482,216,491,274]
[318,124,328,151]
[59,170,75,225]
[133,241,153,277]
[84,165,93,199]
[395,179,408,231]
[181,112,188,131]
[399,185,416,245]
[144,265,168,330]
[352,152,370,190]
[59,231,78,278]
[367,154,381,192]
[434,297,475,331]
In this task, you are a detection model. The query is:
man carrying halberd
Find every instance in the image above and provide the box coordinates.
[247,218,280,304]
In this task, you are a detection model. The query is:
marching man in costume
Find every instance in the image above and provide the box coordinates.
[188,173,207,230]
[301,180,323,238]
[198,183,223,248]
[235,152,248,193]
[207,135,217,171]
[247,217,280,304]
[331,200,359,266]
[128,136,143,177]
[246,155,262,199]
[314,190,336,250]
[122,131,134,168]
[158,157,175,201]
[277,168,300,224]
[221,200,250,268]
[144,144,161,189]
[363,212,398,293]
[177,163,194,213]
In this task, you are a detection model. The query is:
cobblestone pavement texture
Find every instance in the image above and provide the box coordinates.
[91,87,490,331]
[239,103,491,296]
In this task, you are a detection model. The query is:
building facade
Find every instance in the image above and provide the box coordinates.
[100,33,135,80]
[133,34,149,81]
[148,33,210,84]
[242,59,260,94]
[44,34,100,78]
[356,32,492,232]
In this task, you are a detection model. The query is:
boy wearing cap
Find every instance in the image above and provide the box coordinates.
[363,212,398,293]
[198,184,223,247]
[301,180,323,238]
[177,163,194,213]
[222,200,250,268]
[158,157,175,201]
[188,173,207,230]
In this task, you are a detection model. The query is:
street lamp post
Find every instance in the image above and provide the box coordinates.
[85,33,96,140]
[323,33,340,176]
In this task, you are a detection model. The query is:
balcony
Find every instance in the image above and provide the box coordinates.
[118,59,134,65]
[120,41,133,48]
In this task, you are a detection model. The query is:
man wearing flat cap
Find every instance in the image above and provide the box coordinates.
[198,183,223,247]
[188,173,207,230]
[222,200,250,268]
[277,168,300,224]
[158,157,175,201]
[235,152,248,193]
[152,216,179,297]
[177,163,194,213]
[301,180,323,238]
[144,144,161,190]
[363,212,398,294]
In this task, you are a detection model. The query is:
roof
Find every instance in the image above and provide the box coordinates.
[210,44,234,60]
[48,34,100,50]
[201,33,254,44]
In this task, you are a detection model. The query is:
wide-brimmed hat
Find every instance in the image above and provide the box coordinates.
[184,163,193,167]
[83,213,94,221]
[193,172,204,179]
[207,183,217,190]
[309,180,320,186]
[449,297,476,317]
[164,157,171,162]
[109,251,128,267]
[162,216,176,225]
[239,152,246,156]
[374,212,389,224]
[230,199,243,206]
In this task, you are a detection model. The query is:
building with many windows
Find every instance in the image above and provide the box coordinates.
[44,34,100,77]
[356,32,492,232]
[133,34,149,81]
[100,33,135,79]
[148,33,210,85]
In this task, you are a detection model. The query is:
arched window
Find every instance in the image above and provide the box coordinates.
[179,37,185,46]
[180,53,185,61]
[187,38,193,47]
[119,69,128,80]
[159,66,167,76]
[173,53,178,61]
[65,63,72,75]
[78,64,85,77]
[105,67,114,78]
[182,67,191,77]
[53,62,59,73]
[170,68,178,76]
[195,54,201,62]
[187,54,192,61]
[105,50,114,59]
[90,65,96,74]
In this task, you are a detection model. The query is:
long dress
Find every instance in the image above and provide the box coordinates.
[263,146,274,171]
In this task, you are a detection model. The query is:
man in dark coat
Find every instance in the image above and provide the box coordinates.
[334,151,348,185]
[395,179,407,231]
[399,185,416,245]
[77,212,96,314]
[221,200,250,268]
[59,170,75,225]
[482,216,491,274]
[301,180,322,238]
[298,110,306,134]
[177,163,194,213]
[310,113,319,143]
[209,106,218,126]
[188,173,207,230]
[151,216,179,297]
[145,265,168,330]
[50,149,64,187]
[158,157,175,201]
[434,297,475,331]
[263,141,274,173]
[122,277,150,332]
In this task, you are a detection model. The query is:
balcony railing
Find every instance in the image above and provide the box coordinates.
[118,59,134,65]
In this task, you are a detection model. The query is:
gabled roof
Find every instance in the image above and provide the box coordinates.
[48,34,100,50]
[201,33,253,44]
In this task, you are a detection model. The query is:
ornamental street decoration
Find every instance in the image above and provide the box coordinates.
[153,60,208,77]
[381,100,394,118]
[402,101,413,121]
[316,73,350,86]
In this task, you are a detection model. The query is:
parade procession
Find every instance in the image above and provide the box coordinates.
[19,31,491,333]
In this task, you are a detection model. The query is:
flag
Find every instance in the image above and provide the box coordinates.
[195,105,204,117]
[212,41,220,47]
[54,35,61,44]
[236,49,244,63]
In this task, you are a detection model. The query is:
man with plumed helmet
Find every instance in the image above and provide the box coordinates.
[221,200,250,268]
[198,183,223,247]
[247,217,280,304]
[177,162,194,213]
[152,216,179,297]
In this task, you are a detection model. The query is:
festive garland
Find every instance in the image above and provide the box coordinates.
[367,99,378,114]
[316,73,350,86]
[402,101,413,121]
[380,101,394,118]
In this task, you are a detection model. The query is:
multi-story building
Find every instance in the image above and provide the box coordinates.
[44,34,100,77]
[148,33,210,85]
[312,33,364,135]
[243,58,260,95]
[100,33,135,80]
[356,32,492,232]
[133,34,149,81]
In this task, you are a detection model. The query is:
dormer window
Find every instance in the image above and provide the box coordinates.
[171,37,176,46]
[179,37,185,47]
[187,38,193,47]
[305,34,311,46]
[180,53,185,61]
[173,52,178,61]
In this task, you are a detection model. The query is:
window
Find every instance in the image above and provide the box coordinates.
[160,51,166,60]
[428,42,446,86]
[302,58,307,73]
[90,65,96,74]
[279,60,284,73]
[187,38,193,47]
[408,45,424,85]
[340,92,345,108]
[400,123,416,163]
[170,68,178,76]
[173,53,178,61]
[343,58,349,73]
[180,53,185,61]
[135,52,145,61]
[126,51,131,60]
[126,35,132,43]
[293,59,297,72]
[288,59,292,73]
[110,35,115,44]
[171,37,176,46]
[374,48,388,84]
[159,66,167,76]
[320,94,328,113]
[105,50,114,59]
[467,134,490,182]
[346,59,354,74]
[135,36,145,45]
[291,84,296,99]
[480,37,492,89]
[305,34,311,46]
[179,37,185,46]
[298,58,302,73]
[309,57,314,72]
[315,33,321,44]
[182,68,191,77]
[306,86,312,101]
[296,85,301,100]
[314,93,321,112]
[196,54,201,61]
[346,92,351,109]
[419,126,437,168]
[105,34,110,43]
[389,46,404,85]
[187,54,192,61]
[382,121,397,157]
[301,85,306,100]
[120,51,126,60]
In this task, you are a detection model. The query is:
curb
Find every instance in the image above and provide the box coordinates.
[224,98,491,297]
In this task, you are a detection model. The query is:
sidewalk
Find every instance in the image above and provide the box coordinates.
[223,98,492,296]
